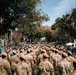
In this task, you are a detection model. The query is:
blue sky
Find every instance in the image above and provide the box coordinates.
[40,0,76,26]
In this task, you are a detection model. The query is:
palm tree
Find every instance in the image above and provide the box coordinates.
[52,14,74,43]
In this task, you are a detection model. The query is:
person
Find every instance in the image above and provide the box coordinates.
[0,48,2,60]
[50,48,55,64]
[16,53,31,75]
[58,52,72,75]
[10,51,20,75]
[52,49,62,75]
[25,49,34,75]
[0,51,12,75]
[1,38,4,47]
[38,49,46,62]
[39,53,54,75]
[33,49,46,75]
[72,61,76,75]
[67,51,76,73]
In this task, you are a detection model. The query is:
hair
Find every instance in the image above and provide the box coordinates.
[2,55,6,59]
[62,54,67,58]
[52,50,55,52]
[27,51,30,53]
[41,51,45,54]
[30,50,32,52]
[67,52,72,56]
[20,57,24,61]
[43,56,47,59]
[55,51,58,53]
[20,50,23,53]
[13,52,16,55]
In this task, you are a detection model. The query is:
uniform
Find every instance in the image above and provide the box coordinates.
[58,52,72,75]
[72,70,76,75]
[17,62,31,75]
[52,52,62,75]
[38,49,46,62]
[58,60,72,75]
[25,53,33,75]
[50,50,55,64]
[39,53,54,75]
[0,52,12,75]
[71,61,76,75]
[16,53,31,75]
[10,54,20,75]
[67,51,76,73]
[39,60,54,75]
[67,56,76,73]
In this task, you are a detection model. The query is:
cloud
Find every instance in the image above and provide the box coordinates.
[52,0,76,16]
[42,0,76,26]
[49,0,76,25]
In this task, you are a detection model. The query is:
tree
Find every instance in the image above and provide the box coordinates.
[35,25,45,41]
[71,8,76,39]
[0,0,49,34]
[51,13,74,43]
[44,31,52,42]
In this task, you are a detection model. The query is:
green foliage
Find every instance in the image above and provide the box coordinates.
[35,32,42,38]
[44,31,52,42]
[51,8,76,43]
[0,0,49,43]
[0,0,45,32]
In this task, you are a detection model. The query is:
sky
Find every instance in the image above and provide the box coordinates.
[40,0,76,26]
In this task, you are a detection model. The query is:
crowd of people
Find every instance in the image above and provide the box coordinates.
[0,43,76,75]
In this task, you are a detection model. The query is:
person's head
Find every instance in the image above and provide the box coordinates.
[24,47,27,51]
[30,49,33,52]
[13,51,16,55]
[52,48,56,53]
[67,51,72,56]
[1,52,7,59]
[41,50,46,54]
[19,48,24,53]
[62,52,68,58]
[54,49,58,53]
[20,57,25,61]
[63,49,66,52]
[27,49,30,53]
[20,53,25,61]
[43,53,48,59]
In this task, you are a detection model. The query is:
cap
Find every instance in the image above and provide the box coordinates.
[43,53,49,58]
[63,49,66,52]
[62,52,68,57]
[68,51,72,55]
[13,50,16,54]
[1,51,7,56]
[52,48,56,51]
[55,49,59,52]
[41,50,46,53]
[20,53,25,59]
[27,49,31,53]
[60,47,64,50]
